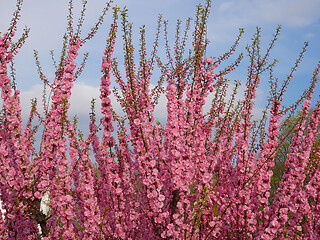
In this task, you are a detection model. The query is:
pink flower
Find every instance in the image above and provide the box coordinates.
[203,172,211,183]
[205,57,213,64]
[133,118,140,125]
[159,194,165,202]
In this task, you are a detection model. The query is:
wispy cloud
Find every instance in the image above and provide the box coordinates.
[1,79,265,130]
[210,0,320,43]
[260,0,320,27]
[215,0,320,27]
[18,82,120,119]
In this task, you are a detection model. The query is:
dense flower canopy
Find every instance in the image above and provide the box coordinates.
[0,0,320,239]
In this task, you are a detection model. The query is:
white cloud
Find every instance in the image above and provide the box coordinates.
[218,2,235,11]
[0,82,166,125]
[203,81,266,120]
[151,81,267,124]
[260,0,320,27]
[210,0,320,43]
[3,80,264,126]
[17,82,123,119]
[305,33,315,39]
[69,82,101,116]
[19,84,45,118]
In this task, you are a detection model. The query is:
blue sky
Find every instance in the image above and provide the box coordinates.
[1,0,320,130]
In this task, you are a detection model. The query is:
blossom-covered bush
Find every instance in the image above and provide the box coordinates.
[0,0,319,239]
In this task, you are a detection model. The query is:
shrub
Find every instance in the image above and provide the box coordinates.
[0,0,319,239]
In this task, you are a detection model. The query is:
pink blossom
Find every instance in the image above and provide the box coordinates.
[205,57,213,64]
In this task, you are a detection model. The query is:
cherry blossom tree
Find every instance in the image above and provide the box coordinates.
[0,0,320,239]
